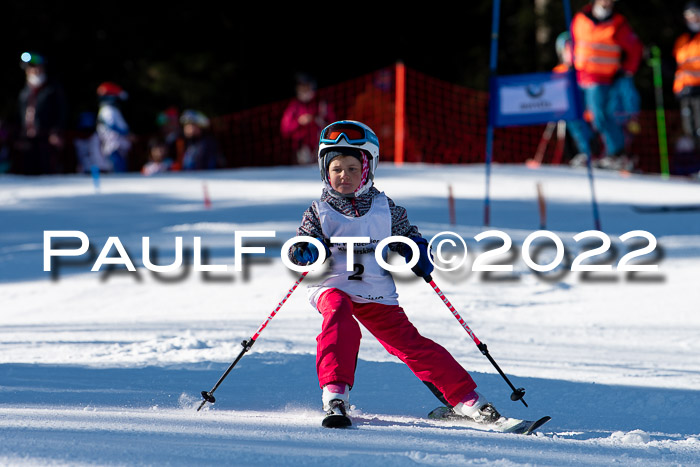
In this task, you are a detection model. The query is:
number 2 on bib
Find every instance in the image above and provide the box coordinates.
[348,263,364,280]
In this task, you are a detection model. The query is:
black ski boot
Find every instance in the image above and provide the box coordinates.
[322,399,352,428]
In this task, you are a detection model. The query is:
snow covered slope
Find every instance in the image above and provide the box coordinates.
[1,163,699,465]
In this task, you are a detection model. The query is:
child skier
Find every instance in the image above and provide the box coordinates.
[289,120,500,428]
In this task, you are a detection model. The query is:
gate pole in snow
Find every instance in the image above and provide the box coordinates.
[485,0,597,228]
[483,0,501,226]
[562,0,601,229]
[648,45,670,178]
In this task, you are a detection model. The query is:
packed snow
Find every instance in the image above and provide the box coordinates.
[1,163,699,466]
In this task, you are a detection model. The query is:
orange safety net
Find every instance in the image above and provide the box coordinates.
[210,64,695,175]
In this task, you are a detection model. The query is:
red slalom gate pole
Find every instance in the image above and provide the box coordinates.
[423,274,528,407]
[203,182,212,209]
[552,120,567,165]
[448,184,456,225]
[197,270,309,411]
[526,121,555,169]
[536,182,547,230]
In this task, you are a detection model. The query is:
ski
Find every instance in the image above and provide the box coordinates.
[520,416,552,435]
[428,406,551,435]
[632,204,700,213]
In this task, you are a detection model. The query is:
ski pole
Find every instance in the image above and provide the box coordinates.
[422,273,528,407]
[197,270,309,411]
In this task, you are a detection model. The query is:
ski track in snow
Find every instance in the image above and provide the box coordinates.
[1,164,699,466]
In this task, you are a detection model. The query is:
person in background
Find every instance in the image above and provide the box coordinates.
[280,73,336,165]
[553,31,574,75]
[141,137,173,176]
[156,106,185,170]
[552,31,599,167]
[571,0,643,170]
[96,82,131,172]
[73,111,107,174]
[673,1,700,152]
[14,52,68,175]
[180,109,222,170]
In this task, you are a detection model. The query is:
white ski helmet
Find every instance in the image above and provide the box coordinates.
[318,120,379,198]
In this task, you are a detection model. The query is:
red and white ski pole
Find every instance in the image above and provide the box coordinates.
[197,270,309,411]
[422,273,528,407]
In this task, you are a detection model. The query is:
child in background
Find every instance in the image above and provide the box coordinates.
[180,110,222,171]
[96,82,131,172]
[288,120,499,428]
[141,138,173,176]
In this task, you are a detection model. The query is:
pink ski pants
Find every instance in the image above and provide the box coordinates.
[315,288,477,406]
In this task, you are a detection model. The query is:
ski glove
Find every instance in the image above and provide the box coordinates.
[398,236,434,280]
[292,239,330,265]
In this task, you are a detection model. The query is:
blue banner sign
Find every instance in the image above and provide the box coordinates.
[489,71,583,127]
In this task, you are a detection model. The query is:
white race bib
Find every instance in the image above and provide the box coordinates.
[308,193,399,306]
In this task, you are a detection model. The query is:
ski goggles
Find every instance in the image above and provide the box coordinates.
[20,52,45,68]
[320,122,378,146]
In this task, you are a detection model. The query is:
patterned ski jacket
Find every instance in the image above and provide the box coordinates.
[290,186,420,265]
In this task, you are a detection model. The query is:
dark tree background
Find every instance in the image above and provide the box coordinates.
[0,1,691,135]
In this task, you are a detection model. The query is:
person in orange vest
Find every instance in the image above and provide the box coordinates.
[571,0,643,170]
[673,1,700,149]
